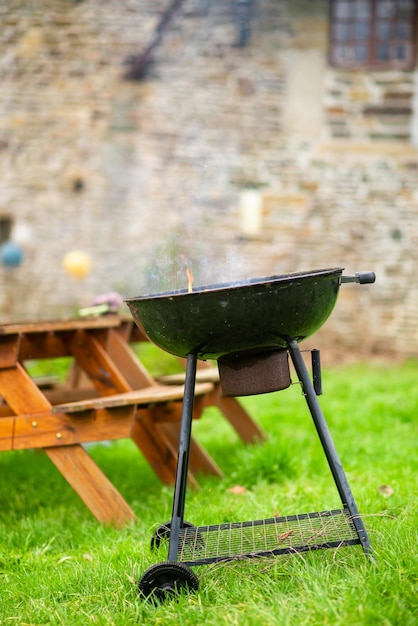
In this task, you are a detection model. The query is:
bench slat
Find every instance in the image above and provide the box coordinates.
[52,382,214,414]
[157,367,220,385]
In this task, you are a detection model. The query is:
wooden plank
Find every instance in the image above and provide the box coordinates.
[0,417,14,451]
[65,362,95,390]
[146,401,183,423]
[0,363,51,414]
[158,367,220,384]
[0,405,14,417]
[106,328,155,388]
[0,334,21,369]
[45,445,135,527]
[51,382,213,413]
[44,388,98,406]
[161,422,223,478]
[132,408,197,487]
[213,391,266,444]
[114,319,134,341]
[18,332,72,360]
[13,406,135,450]
[121,319,149,343]
[69,330,131,396]
[0,316,121,335]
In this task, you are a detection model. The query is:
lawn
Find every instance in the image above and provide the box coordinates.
[0,358,417,625]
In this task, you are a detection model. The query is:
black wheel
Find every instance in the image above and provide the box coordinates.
[150,520,195,550]
[138,561,199,602]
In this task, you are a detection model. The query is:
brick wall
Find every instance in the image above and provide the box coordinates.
[1,0,418,358]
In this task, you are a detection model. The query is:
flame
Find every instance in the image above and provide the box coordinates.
[186,267,194,293]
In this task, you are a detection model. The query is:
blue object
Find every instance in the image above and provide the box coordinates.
[0,241,24,267]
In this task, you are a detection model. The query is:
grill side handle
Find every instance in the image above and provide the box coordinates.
[340,272,375,285]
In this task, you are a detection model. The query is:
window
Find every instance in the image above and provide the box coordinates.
[329,0,417,69]
[0,216,12,244]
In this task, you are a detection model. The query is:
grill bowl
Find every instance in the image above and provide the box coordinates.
[125,267,344,360]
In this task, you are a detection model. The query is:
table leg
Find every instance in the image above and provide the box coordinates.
[160,422,224,478]
[131,410,197,486]
[0,363,135,526]
[209,389,267,443]
[45,445,135,527]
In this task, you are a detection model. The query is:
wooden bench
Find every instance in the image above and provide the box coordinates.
[9,381,222,488]
[50,381,223,484]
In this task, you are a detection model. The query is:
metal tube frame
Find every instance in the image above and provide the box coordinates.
[167,352,198,561]
[287,338,373,556]
[166,341,372,563]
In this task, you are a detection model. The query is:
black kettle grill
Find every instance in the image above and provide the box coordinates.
[125,267,375,602]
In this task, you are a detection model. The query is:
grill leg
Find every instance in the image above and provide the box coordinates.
[167,352,197,562]
[287,338,373,557]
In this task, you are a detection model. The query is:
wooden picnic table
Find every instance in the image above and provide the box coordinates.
[0,316,265,527]
[0,316,220,526]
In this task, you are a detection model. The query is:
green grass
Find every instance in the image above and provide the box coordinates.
[0,360,417,624]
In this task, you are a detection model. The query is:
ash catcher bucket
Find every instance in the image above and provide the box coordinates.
[218,349,291,396]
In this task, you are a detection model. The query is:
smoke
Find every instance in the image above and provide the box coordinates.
[141,228,248,295]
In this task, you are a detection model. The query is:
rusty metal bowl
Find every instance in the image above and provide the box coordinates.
[125,267,347,360]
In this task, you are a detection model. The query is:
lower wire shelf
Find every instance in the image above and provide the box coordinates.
[174,508,361,566]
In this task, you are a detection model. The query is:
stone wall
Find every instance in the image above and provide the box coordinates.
[1,0,418,358]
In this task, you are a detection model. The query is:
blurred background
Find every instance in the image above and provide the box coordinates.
[1,0,417,358]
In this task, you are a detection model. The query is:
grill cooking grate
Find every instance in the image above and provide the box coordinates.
[175,509,361,565]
